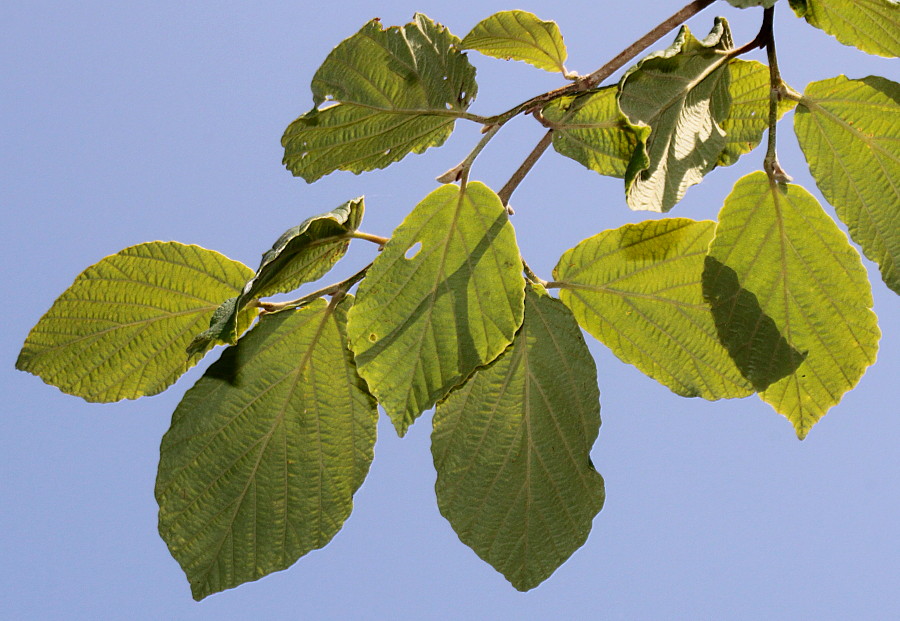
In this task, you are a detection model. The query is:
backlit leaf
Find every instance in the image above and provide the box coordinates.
[282,14,478,182]
[619,18,733,212]
[788,0,899,57]
[706,172,880,438]
[16,242,254,402]
[433,286,604,591]
[553,219,753,399]
[188,198,364,353]
[719,59,796,166]
[542,85,644,177]
[726,0,779,7]
[462,10,569,74]
[794,75,900,294]
[156,297,378,600]
[347,182,525,436]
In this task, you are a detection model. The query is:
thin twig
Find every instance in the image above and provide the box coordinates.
[522,260,548,287]
[498,130,554,208]
[257,262,372,314]
[436,124,502,184]
[759,6,792,184]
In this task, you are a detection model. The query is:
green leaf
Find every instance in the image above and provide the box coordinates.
[461,10,569,75]
[347,182,525,436]
[726,0,779,7]
[16,242,253,402]
[794,75,900,295]
[788,0,899,58]
[188,198,364,354]
[282,14,478,182]
[156,296,378,600]
[719,59,796,166]
[618,18,734,212]
[542,85,644,178]
[706,172,880,438]
[553,219,753,400]
[433,286,604,591]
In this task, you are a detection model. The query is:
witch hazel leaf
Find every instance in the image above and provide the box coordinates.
[462,10,570,75]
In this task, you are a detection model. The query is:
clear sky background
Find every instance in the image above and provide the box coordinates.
[3,1,899,619]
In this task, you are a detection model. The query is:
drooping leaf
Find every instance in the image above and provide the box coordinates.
[794,75,900,295]
[433,286,604,591]
[788,0,900,58]
[156,296,378,601]
[706,172,880,438]
[282,14,478,182]
[726,0,779,7]
[553,219,753,400]
[542,85,644,178]
[618,17,734,212]
[16,242,254,402]
[347,182,525,436]
[719,59,796,166]
[461,10,569,75]
[188,198,364,354]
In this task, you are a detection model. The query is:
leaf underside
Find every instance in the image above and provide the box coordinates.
[462,10,569,74]
[788,0,900,58]
[433,286,604,591]
[347,182,525,436]
[156,297,378,600]
[16,242,254,402]
[706,172,880,438]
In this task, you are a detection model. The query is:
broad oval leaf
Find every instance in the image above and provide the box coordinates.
[706,172,880,438]
[788,0,899,58]
[347,182,525,436]
[282,14,478,182]
[619,17,734,212]
[794,75,900,295]
[188,198,365,353]
[461,10,569,75]
[553,219,753,400]
[16,242,253,402]
[719,59,796,166]
[156,296,378,601]
[542,85,643,178]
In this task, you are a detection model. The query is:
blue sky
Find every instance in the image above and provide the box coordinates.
[3,1,899,619]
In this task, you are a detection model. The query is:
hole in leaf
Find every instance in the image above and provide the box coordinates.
[405,241,422,260]
[368,333,378,343]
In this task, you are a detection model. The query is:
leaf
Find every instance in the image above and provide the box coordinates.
[16,242,254,402]
[156,297,378,601]
[461,10,569,75]
[788,0,900,58]
[618,18,734,212]
[347,182,525,436]
[726,0,779,6]
[188,198,364,354]
[282,14,478,182]
[794,75,900,295]
[718,59,796,166]
[541,85,644,178]
[433,286,604,591]
[553,219,753,400]
[706,172,880,438]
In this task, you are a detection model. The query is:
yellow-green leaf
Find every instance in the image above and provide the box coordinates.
[794,75,900,294]
[433,286,604,591]
[553,219,753,400]
[156,297,378,600]
[788,0,900,58]
[347,182,525,436]
[16,242,254,402]
[461,10,569,75]
[706,172,880,438]
[282,14,477,182]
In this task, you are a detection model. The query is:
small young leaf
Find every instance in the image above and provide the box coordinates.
[794,75,900,295]
[719,59,796,166]
[461,10,569,75]
[553,219,753,400]
[788,0,899,58]
[156,297,378,601]
[542,85,644,178]
[16,242,253,402]
[282,14,478,182]
[188,198,364,354]
[618,17,734,212]
[433,286,604,591]
[726,0,779,7]
[347,182,525,436]
[707,172,880,439]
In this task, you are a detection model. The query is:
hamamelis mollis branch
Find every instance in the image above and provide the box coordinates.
[758,6,793,184]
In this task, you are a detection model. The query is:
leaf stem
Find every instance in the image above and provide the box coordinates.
[759,6,792,184]
[257,263,372,314]
[522,260,548,287]
[349,231,390,247]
